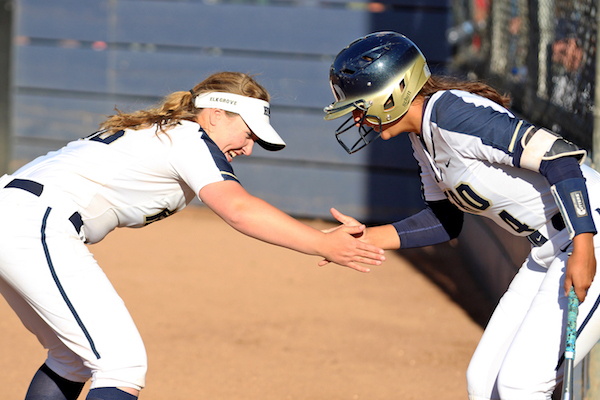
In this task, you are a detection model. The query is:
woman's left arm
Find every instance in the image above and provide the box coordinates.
[511,126,597,302]
[538,156,597,302]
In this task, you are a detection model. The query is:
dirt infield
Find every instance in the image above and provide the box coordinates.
[0,206,487,400]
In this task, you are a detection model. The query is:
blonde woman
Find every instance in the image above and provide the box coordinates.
[0,71,385,400]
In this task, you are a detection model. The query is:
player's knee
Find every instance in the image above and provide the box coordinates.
[46,347,93,383]
[465,362,479,391]
[87,332,148,391]
[466,360,496,399]
[92,363,147,392]
[497,366,553,400]
[91,348,148,392]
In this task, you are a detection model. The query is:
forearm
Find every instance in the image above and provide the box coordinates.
[534,153,596,239]
[391,204,462,249]
[572,232,595,254]
[365,225,400,250]
[200,181,324,255]
[222,194,325,256]
[548,175,597,239]
[201,181,384,271]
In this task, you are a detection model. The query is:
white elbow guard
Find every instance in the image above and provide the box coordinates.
[519,128,586,172]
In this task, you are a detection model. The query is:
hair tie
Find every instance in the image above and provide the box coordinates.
[189,89,195,98]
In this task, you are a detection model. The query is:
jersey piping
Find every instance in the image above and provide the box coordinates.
[200,130,239,183]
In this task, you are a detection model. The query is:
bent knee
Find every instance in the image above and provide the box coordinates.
[88,333,148,391]
[92,363,148,392]
[466,361,499,400]
[91,349,148,391]
[497,366,554,400]
[46,348,92,383]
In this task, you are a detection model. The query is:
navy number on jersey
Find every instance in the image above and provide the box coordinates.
[143,208,175,226]
[445,182,535,235]
[85,130,126,144]
[444,183,490,212]
[498,210,535,234]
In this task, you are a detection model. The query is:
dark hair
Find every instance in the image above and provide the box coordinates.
[419,75,511,108]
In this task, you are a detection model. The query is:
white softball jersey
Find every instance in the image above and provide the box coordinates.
[414,90,600,400]
[8,120,236,243]
[0,120,237,390]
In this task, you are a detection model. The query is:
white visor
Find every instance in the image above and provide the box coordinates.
[194,92,286,151]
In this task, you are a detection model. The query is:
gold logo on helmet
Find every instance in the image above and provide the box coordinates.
[402,91,412,106]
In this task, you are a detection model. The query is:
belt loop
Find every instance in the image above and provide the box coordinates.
[4,179,83,236]
[5,179,44,196]
[69,212,84,234]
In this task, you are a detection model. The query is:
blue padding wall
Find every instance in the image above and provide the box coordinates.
[12,0,451,222]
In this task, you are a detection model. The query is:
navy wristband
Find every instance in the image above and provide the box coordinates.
[551,177,597,239]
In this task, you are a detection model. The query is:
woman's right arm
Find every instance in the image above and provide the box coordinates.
[199,180,385,272]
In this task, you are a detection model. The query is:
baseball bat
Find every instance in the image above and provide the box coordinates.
[561,287,579,400]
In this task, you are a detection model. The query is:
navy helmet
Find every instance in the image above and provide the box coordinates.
[324,31,430,153]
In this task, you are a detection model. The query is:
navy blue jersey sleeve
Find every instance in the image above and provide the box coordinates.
[430,91,535,159]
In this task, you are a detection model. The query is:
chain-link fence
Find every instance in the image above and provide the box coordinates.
[448,2,599,399]
[448,0,597,151]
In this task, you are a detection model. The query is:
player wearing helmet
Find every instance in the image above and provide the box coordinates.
[324,31,600,400]
[0,71,385,400]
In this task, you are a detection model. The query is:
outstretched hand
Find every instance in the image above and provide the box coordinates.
[331,207,364,227]
[322,208,366,234]
[318,208,383,272]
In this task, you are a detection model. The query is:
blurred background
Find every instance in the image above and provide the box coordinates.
[0,0,599,398]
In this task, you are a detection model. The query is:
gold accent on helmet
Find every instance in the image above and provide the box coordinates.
[324,32,431,127]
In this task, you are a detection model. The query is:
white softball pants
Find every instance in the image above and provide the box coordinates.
[467,250,600,400]
[467,167,600,400]
[0,182,147,390]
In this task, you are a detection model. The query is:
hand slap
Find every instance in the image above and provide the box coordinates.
[321,208,362,235]
[330,207,361,226]
[318,222,385,272]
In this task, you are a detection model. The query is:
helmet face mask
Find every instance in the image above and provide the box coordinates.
[324,31,431,153]
[334,101,382,154]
